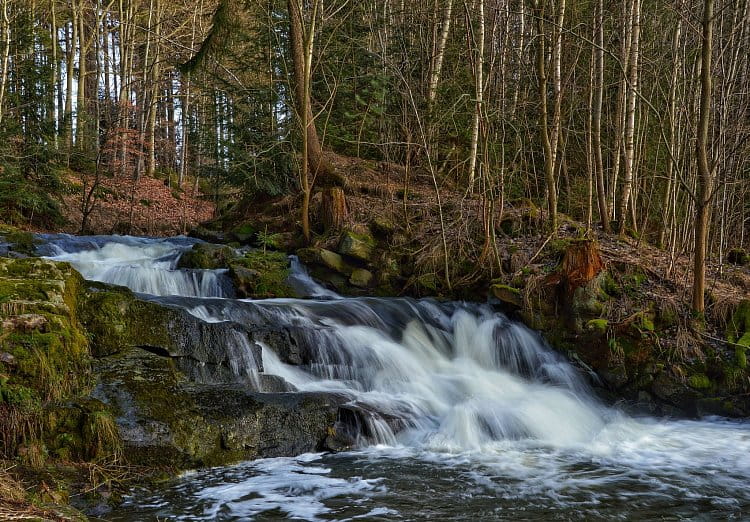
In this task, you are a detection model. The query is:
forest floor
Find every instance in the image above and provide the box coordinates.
[223,153,750,318]
[52,171,215,236]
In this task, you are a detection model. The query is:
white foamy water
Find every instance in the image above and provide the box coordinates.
[38,235,750,520]
[42,235,231,297]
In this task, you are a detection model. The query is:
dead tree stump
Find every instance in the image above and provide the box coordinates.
[321,187,348,231]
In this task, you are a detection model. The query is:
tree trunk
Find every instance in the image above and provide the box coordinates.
[531,0,557,231]
[427,0,453,106]
[693,0,714,315]
[321,187,348,230]
[617,0,640,233]
[288,0,341,187]
[593,0,610,232]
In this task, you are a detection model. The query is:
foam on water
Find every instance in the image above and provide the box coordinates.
[40,235,750,519]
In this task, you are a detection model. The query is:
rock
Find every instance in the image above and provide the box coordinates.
[92,348,345,468]
[230,266,262,297]
[229,223,257,244]
[491,284,522,308]
[349,269,373,288]
[188,226,226,244]
[321,249,350,274]
[228,250,295,298]
[297,247,353,276]
[337,231,375,262]
[1,314,47,332]
[177,243,235,270]
[369,218,395,239]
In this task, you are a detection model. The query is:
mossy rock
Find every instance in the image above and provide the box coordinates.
[0,258,89,405]
[297,247,353,276]
[688,374,711,390]
[229,223,257,244]
[369,218,396,239]
[491,284,522,308]
[0,227,39,256]
[586,318,609,333]
[349,269,373,288]
[94,349,343,469]
[177,243,236,270]
[337,231,375,262]
[229,250,294,298]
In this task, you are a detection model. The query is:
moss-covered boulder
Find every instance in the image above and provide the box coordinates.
[491,284,522,308]
[228,250,295,298]
[0,258,125,473]
[177,243,235,270]
[0,225,39,256]
[337,231,375,262]
[298,247,355,277]
[93,348,344,468]
[229,223,257,244]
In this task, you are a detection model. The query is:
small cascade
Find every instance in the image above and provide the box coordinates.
[42,234,233,298]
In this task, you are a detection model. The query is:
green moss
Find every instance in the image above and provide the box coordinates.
[230,223,257,244]
[177,243,235,270]
[735,346,747,369]
[688,374,711,389]
[727,300,750,345]
[586,318,609,333]
[491,284,522,307]
[637,312,655,332]
[229,250,294,298]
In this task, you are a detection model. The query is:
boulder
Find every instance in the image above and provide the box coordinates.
[92,348,345,468]
[350,269,373,288]
[228,250,295,298]
[177,243,235,270]
[491,284,522,308]
[229,223,257,244]
[337,231,375,262]
[297,247,353,276]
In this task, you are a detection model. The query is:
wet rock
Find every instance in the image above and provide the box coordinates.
[93,349,344,468]
[188,226,226,244]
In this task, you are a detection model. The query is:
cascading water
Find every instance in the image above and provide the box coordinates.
[41,235,750,520]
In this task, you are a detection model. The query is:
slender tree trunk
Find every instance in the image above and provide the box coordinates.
[617,0,640,233]
[0,0,11,127]
[593,0,610,232]
[427,0,453,106]
[467,0,484,189]
[531,0,557,231]
[693,0,714,315]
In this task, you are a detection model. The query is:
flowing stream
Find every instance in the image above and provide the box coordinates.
[42,235,750,520]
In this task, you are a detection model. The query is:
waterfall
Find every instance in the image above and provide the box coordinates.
[42,234,615,451]
[42,234,233,298]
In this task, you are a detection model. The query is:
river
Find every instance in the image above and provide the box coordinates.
[40,235,750,520]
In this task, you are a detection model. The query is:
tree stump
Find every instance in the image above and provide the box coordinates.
[321,187,348,231]
[560,239,604,295]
